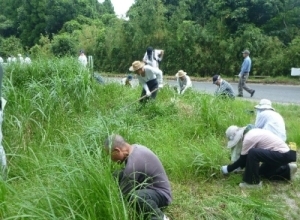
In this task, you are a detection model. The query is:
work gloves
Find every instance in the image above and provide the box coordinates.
[146,91,152,97]
[221,165,229,174]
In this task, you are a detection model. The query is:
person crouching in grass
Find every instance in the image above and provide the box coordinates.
[104,134,172,220]
[175,70,192,95]
[221,125,297,189]
[129,61,163,104]
[212,74,235,99]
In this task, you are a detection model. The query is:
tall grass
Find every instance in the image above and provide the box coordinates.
[1,58,299,219]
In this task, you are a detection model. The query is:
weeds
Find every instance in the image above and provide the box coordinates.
[1,58,299,219]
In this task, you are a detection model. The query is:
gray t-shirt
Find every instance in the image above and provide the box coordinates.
[119,144,172,204]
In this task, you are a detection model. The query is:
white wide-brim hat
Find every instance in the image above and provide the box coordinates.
[226,125,247,148]
[254,99,274,111]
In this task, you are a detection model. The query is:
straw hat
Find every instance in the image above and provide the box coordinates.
[129,61,145,72]
[175,70,187,77]
[225,125,247,148]
[254,99,274,111]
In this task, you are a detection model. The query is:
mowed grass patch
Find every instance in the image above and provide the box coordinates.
[0,58,299,219]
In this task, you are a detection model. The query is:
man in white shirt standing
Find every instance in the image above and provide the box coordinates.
[143,46,164,69]
[175,70,192,95]
[254,99,286,142]
[129,60,163,103]
[78,50,88,67]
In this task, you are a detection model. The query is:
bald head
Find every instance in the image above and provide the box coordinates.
[104,134,127,151]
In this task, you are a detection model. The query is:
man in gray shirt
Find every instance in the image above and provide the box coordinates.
[104,134,172,220]
[213,75,235,99]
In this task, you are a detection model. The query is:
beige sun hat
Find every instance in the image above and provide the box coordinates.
[175,70,187,77]
[129,61,145,72]
[226,125,247,148]
[254,99,274,111]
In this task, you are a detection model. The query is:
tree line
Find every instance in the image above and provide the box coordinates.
[0,0,299,77]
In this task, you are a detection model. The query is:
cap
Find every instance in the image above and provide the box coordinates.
[212,75,220,84]
[242,50,250,54]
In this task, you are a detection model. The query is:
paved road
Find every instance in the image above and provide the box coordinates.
[166,80,300,105]
[105,77,300,105]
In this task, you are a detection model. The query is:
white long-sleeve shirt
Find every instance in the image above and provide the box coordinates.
[143,50,163,68]
[136,65,163,93]
[255,110,286,142]
[177,75,192,94]
[78,54,88,67]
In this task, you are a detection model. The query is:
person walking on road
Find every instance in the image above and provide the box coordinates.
[237,50,255,97]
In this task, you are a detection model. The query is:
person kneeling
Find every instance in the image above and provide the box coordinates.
[104,134,172,220]
[221,125,297,189]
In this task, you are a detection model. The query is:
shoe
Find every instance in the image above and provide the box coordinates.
[250,90,255,97]
[237,94,243,97]
[163,214,170,220]
[289,163,297,180]
[239,181,262,189]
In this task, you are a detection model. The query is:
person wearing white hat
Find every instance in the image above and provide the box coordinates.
[254,99,286,142]
[175,70,192,95]
[221,125,297,189]
[237,50,255,97]
[129,61,163,103]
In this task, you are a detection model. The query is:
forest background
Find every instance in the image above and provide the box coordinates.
[0,0,300,77]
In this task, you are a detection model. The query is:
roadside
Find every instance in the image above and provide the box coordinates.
[100,72,300,86]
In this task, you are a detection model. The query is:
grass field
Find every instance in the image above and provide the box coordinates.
[1,58,300,219]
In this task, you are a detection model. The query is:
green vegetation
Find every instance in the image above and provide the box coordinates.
[0,0,300,77]
[0,58,299,219]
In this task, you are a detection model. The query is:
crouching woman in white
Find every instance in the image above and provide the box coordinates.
[175,70,192,95]
[129,61,163,103]
[221,125,297,189]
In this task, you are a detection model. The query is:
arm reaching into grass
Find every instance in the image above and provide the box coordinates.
[222,155,247,174]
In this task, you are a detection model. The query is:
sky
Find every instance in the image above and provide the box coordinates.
[99,0,135,17]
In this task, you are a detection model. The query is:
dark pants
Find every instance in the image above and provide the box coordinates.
[243,149,296,184]
[140,79,158,104]
[128,189,168,220]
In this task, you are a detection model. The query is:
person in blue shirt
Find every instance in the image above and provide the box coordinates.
[237,50,255,97]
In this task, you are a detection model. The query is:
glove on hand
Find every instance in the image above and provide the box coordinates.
[158,84,164,88]
[221,165,229,174]
[146,91,151,97]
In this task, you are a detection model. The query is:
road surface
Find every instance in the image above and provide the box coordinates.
[105,77,300,105]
